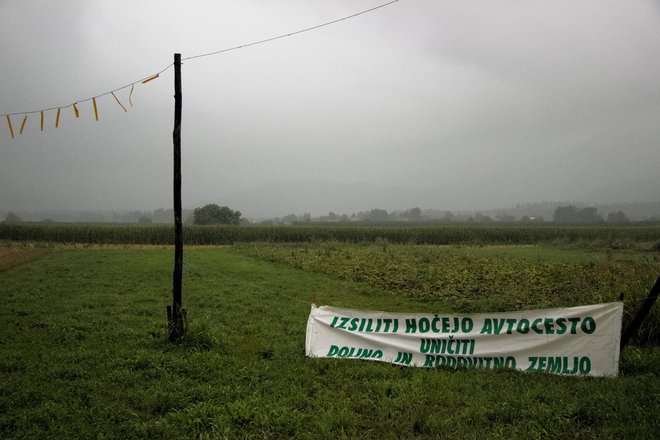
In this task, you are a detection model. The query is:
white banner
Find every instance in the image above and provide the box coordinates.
[306,302,623,377]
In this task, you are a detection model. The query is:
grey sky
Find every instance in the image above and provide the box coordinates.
[1,0,659,218]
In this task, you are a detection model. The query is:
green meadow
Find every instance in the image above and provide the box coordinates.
[1,239,659,438]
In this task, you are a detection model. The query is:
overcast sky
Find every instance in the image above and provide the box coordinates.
[1,0,659,218]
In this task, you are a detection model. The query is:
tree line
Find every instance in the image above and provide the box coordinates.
[0,204,642,226]
[260,206,634,225]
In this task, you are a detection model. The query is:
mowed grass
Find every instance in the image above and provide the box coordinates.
[1,245,659,439]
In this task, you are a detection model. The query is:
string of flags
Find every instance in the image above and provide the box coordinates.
[1,65,171,140]
[1,0,399,142]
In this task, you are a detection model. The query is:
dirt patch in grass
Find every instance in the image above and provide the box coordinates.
[0,246,48,272]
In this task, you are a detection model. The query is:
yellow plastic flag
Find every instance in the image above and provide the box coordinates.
[19,115,28,135]
[6,115,14,139]
[129,84,134,107]
[40,111,44,131]
[92,97,99,121]
[55,108,61,128]
[141,73,159,84]
[111,92,127,112]
[73,103,80,119]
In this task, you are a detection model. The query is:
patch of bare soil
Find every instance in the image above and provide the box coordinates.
[0,246,48,272]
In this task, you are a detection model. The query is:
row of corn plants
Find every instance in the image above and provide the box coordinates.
[1,222,660,246]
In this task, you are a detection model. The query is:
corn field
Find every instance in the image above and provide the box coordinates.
[1,222,659,246]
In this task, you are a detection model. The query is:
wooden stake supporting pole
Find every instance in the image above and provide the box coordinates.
[169,52,186,342]
[620,276,660,350]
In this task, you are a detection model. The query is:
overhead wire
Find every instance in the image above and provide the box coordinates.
[0,0,400,126]
[183,0,400,61]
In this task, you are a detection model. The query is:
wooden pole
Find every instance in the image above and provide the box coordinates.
[168,52,186,342]
[620,276,660,350]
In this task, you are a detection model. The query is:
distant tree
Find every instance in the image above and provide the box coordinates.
[553,205,579,223]
[579,207,603,223]
[606,211,629,224]
[554,205,603,224]
[474,213,493,223]
[409,207,422,222]
[193,204,241,225]
[4,212,22,223]
[366,208,389,222]
[138,215,152,224]
[130,210,143,223]
[281,214,298,225]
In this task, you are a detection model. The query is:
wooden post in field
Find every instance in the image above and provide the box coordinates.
[620,276,660,350]
[168,52,186,342]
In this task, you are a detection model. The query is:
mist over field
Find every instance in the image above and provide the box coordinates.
[1,1,659,218]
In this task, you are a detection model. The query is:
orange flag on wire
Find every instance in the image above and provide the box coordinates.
[40,111,44,131]
[6,115,14,139]
[111,92,127,112]
[19,115,28,135]
[73,103,80,118]
[141,73,159,84]
[92,97,99,121]
[55,108,61,128]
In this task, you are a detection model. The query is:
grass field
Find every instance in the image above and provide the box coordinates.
[1,242,659,438]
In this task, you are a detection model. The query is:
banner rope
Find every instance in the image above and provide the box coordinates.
[1,0,401,139]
